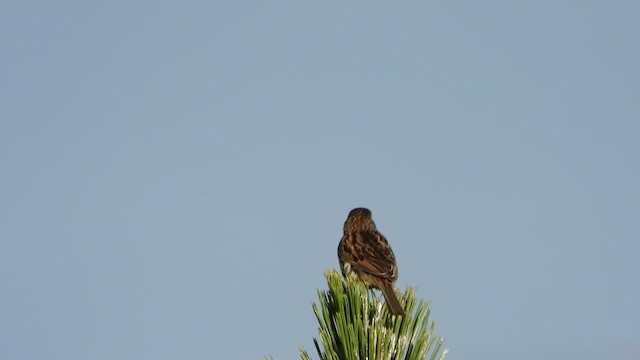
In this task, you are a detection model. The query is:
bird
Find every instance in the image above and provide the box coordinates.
[338,207,404,316]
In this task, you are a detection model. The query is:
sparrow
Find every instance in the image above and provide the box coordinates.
[338,207,404,316]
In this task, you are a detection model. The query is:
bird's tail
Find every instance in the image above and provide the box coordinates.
[381,282,405,316]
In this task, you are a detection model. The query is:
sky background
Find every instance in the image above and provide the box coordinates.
[1,1,639,359]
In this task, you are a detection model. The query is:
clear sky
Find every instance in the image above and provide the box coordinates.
[2,1,639,359]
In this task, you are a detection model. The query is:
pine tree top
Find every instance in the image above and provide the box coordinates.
[299,270,449,360]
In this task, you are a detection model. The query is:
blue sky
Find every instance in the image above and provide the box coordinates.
[1,1,639,359]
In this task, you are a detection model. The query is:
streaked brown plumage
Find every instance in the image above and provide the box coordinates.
[338,207,404,316]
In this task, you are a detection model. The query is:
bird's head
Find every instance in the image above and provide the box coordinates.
[343,207,377,232]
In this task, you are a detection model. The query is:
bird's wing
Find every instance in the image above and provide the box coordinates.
[339,231,397,280]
